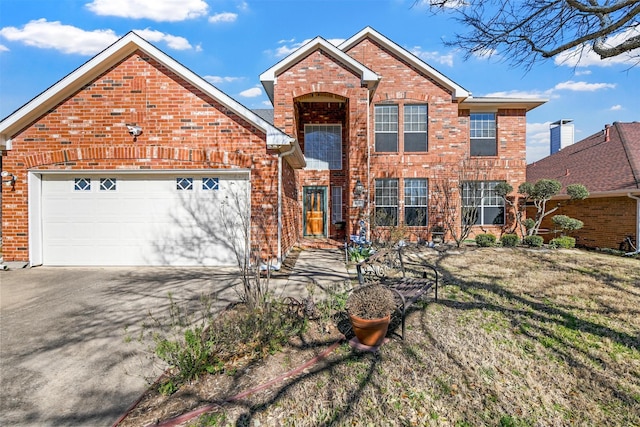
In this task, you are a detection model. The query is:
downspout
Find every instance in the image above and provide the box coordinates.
[627,193,640,254]
[277,141,299,264]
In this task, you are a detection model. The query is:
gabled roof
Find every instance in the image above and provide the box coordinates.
[527,122,640,196]
[260,36,380,104]
[339,26,470,100]
[0,31,301,162]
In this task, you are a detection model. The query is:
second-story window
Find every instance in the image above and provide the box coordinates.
[404,105,428,152]
[304,124,342,170]
[470,113,497,156]
[375,105,398,152]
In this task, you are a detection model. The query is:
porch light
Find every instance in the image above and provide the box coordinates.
[1,171,16,189]
[354,179,365,197]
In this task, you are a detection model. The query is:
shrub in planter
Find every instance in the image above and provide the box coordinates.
[346,284,397,346]
[475,233,496,247]
[501,234,520,247]
[549,236,576,249]
[523,235,544,247]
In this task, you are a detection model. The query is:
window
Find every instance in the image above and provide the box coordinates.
[100,178,116,191]
[462,181,505,225]
[404,105,428,152]
[470,113,497,156]
[176,177,193,190]
[374,179,398,226]
[331,186,343,224]
[404,178,428,226]
[375,105,398,152]
[304,125,342,170]
[202,177,219,190]
[74,178,91,191]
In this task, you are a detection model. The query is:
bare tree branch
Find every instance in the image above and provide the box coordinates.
[424,0,640,67]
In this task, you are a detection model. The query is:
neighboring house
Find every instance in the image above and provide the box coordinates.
[0,27,545,266]
[527,122,640,250]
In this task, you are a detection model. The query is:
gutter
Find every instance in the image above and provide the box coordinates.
[627,193,640,255]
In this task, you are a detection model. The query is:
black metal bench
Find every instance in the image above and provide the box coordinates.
[355,246,438,340]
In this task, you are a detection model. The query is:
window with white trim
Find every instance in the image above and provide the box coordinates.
[375,105,398,152]
[202,177,219,190]
[74,178,91,191]
[304,124,342,170]
[374,178,398,226]
[331,186,343,224]
[462,181,505,225]
[404,105,428,152]
[176,177,193,190]
[100,178,117,191]
[470,113,497,156]
[404,178,428,226]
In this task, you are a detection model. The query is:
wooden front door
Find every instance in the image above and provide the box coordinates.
[303,187,326,237]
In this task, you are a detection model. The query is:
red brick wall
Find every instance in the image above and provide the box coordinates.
[1,51,280,262]
[527,196,637,249]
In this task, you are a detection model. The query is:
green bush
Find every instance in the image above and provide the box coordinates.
[475,233,497,247]
[523,235,544,247]
[549,236,576,249]
[501,234,520,247]
[523,218,535,231]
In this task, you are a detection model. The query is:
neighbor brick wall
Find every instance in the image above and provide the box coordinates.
[1,50,281,262]
[527,196,637,249]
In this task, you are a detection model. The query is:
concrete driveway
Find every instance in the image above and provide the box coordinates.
[0,266,243,426]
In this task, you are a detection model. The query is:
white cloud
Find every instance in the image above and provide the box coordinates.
[134,29,192,50]
[554,25,640,67]
[0,44,9,52]
[0,19,118,55]
[483,89,555,99]
[86,0,208,22]
[526,121,552,164]
[208,13,238,24]
[575,69,592,76]
[554,80,616,91]
[204,75,241,84]
[239,86,262,98]
[610,104,623,111]
[410,46,454,67]
[273,38,345,58]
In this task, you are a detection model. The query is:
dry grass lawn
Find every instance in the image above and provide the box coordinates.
[119,247,640,427]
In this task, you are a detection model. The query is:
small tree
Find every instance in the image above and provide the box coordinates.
[518,179,588,236]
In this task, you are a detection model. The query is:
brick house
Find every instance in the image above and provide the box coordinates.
[0,27,544,266]
[527,122,640,250]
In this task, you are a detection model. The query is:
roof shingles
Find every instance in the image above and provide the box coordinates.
[527,122,640,194]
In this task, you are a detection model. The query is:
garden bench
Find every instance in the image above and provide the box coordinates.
[355,246,438,340]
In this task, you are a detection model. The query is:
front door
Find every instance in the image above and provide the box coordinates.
[303,186,327,237]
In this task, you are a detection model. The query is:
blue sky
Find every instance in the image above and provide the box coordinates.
[1,0,638,163]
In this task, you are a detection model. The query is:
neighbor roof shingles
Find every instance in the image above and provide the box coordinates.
[527,122,640,194]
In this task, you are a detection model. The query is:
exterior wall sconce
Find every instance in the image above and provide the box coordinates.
[354,179,365,197]
[1,171,17,189]
[126,124,143,139]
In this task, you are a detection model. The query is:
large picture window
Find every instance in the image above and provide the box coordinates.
[304,124,342,170]
[404,178,428,226]
[375,105,398,152]
[470,113,497,156]
[462,181,505,225]
[374,179,398,226]
[404,105,428,152]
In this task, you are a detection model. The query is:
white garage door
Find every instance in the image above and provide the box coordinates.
[41,172,249,266]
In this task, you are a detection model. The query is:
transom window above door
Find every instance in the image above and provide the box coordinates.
[304,124,342,170]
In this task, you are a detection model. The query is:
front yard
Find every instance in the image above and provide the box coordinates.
[120,247,640,426]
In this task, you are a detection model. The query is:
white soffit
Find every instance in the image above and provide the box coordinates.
[461,97,548,112]
[0,32,295,149]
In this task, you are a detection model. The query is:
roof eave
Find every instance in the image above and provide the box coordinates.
[339,26,471,101]
[1,32,294,150]
[461,97,548,112]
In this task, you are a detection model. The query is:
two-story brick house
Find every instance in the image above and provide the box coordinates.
[0,27,545,266]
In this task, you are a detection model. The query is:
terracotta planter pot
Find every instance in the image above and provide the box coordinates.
[349,313,391,346]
